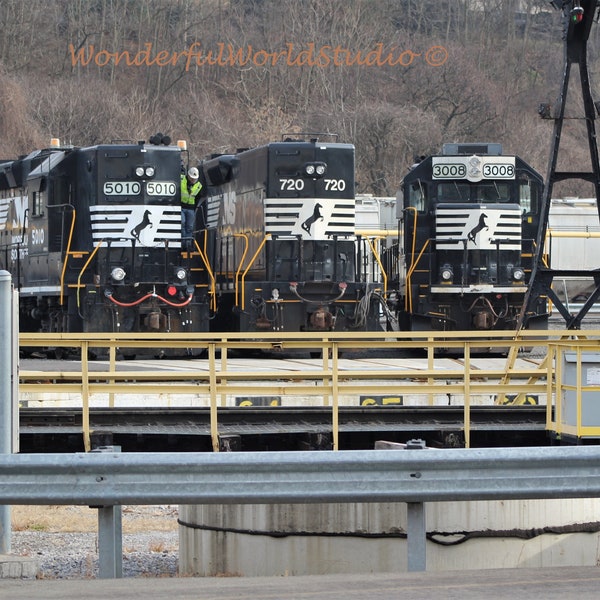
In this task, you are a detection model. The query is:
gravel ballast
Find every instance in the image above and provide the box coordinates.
[8,506,179,579]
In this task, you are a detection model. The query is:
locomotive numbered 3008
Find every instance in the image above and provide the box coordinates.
[0,138,210,346]
[199,135,391,334]
[387,142,550,337]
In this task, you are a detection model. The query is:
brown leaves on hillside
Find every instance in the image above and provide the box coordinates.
[0,1,582,194]
[0,68,45,157]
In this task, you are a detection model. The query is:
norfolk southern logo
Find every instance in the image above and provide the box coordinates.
[130,209,153,241]
[264,198,354,237]
[301,203,323,235]
[436,206,521,251]
[90,205,180,247]
[467,213,488,244]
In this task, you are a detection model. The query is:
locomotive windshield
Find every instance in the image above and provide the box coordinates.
[436,181,511,203]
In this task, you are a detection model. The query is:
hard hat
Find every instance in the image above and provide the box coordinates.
[188,167,199,179]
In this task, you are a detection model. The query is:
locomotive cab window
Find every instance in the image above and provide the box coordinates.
[437,182,469,203]
[31,178,46,217]
[476,182,510,203]
[518,175,539,215]
[407,180,427,211]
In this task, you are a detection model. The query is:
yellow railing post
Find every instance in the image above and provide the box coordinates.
[576,346,583,439]
[427,339,434,406]
[108,344,116,408]
[81,340,91,452]
[331,342,339,451]
[547,344,556,432]
[463,342,471,449]
[220,343,228,408]
[321,338,330,407]
[208,343,219,452]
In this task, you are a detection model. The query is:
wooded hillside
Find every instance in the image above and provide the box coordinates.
[0,0,598,197]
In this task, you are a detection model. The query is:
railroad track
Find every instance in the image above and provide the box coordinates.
[19,405,549,453]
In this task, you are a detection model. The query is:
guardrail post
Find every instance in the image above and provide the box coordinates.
[0,270,14,554]
[406,502,426,571]
[376,438,428,571]
[92,446,123,578]
[405,439,427,571]
[97,505,123,578]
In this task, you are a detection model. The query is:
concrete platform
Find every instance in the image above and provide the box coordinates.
[0,554,38,579]
[1,567,600,599]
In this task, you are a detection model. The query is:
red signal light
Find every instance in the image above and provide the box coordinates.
[571,7,584,23]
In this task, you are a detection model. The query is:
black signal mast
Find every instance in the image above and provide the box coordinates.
[522,0,600,329]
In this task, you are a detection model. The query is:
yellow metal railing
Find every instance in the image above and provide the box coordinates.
[18,330,600,452]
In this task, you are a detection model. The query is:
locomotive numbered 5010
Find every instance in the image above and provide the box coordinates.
[198,135,392,334]
[0,138,210,342]
[386,142,550,335]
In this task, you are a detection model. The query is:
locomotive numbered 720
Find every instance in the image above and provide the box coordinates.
[199,135,392,334]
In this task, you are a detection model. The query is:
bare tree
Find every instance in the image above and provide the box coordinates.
[0,69,45,157]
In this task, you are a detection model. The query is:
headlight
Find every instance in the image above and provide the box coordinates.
[111,267,126,281]
[304,162,327,177]
[440,265,453,282]
[135,166,145,177]
[512,267,525,281]
[145,166,155,177]
[174,267,187,281]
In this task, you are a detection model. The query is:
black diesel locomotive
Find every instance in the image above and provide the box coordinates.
[386,142,550,334]
[198,135,391,333]
[0,138,210,341]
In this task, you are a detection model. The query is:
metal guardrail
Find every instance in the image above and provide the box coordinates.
[4,446,600,504]
[18,330,600,451]
[2,446,600,576]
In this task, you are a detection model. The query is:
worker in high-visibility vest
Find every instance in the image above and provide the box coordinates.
[181,167,202,250]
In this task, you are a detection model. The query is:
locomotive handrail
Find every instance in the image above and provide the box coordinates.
[76,238,104,315]
[58,206,77,306]
[239,234,271,310]
[18,329,600,452]
[233,233,249,309]
[193,236,217,312]
[405,238,430,313]
[364,235,388,293]
[402,206,428,313]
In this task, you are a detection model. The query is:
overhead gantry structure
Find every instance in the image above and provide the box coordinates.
[521,0,600,330]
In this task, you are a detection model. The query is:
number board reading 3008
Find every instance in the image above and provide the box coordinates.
[432,155,515,183]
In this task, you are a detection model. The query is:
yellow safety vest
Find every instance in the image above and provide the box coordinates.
[181,175,202,206]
